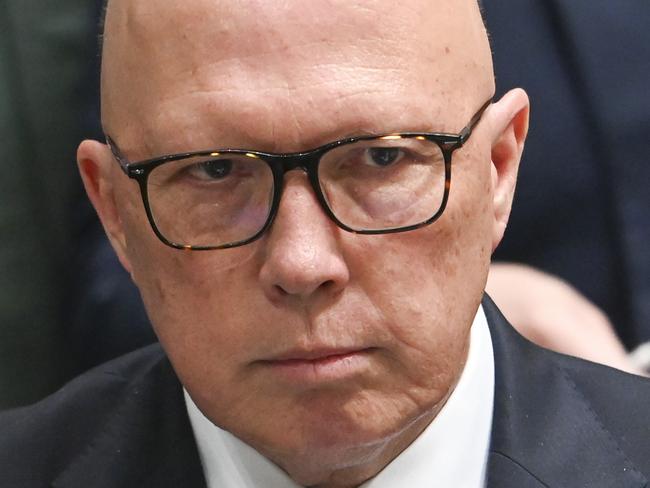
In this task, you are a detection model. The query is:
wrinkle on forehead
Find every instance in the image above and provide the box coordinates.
[102,0,493,153]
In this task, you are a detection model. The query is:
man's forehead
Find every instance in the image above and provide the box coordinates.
[106,0,429,77]
[106,0,482,33]
[102,0,492,151]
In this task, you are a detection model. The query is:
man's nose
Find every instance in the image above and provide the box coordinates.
[258,172,350,302]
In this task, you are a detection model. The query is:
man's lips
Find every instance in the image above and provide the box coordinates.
[257,347,377,383]
[265,347,373,362]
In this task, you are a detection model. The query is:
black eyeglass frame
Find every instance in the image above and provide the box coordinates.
[106,98,492,251]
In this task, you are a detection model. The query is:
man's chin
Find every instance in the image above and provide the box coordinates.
[255,429,395,488]
[234,396,425,479]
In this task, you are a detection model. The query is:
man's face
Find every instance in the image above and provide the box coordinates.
[84,0,526,484]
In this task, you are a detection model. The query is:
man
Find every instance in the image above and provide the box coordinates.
[2,1,650,487]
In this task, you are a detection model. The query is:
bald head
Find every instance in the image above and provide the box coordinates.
[100,0,494,154]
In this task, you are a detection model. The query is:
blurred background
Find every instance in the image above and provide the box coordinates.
[1,0,649,409]
[1,0,154,409]
[1,0,96,407]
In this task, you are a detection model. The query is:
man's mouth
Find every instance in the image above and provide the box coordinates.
[258,347,377,384]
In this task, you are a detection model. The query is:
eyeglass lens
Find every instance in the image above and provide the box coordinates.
[145,137,446,248]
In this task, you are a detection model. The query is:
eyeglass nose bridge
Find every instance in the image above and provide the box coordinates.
[264,150,327,205]
[259,149,341,232]
[265,149,324,177]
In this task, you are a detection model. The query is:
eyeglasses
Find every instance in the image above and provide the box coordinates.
[106,98,492,251]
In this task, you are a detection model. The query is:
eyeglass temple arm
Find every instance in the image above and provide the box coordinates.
[458,98,492,146]
[105,135,131,175]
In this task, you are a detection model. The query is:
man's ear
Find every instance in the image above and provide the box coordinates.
[77,140,134,274]
[488,88,530,252]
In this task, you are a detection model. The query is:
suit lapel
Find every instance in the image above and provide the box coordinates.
[52,356,207,488]
[483,296,646,488]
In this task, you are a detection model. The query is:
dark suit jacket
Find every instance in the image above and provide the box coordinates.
[485,0,650,347]
[3,297,650,487]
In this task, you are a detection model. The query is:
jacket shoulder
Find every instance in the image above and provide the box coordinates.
[0,344,169,486]
[483,294,650,484]
[558,352,650,472]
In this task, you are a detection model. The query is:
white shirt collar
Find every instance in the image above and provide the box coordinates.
[185,305,494,488]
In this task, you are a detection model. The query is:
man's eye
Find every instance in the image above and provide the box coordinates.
[365,147,403,167]
[189,159,233,180]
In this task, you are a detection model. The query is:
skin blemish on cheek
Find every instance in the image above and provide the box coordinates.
[445,46,451,54]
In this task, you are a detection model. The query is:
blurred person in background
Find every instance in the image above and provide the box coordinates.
[0,0,96,409]
[485,0,650,372]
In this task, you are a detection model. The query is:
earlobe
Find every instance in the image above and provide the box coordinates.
[77,140,134,274]
[488,88,530,252]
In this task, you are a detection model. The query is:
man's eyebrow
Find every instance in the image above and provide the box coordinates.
[338,129,380,139]
[337,125,448,140]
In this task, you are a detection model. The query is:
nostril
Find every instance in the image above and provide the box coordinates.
[320,280,337,292]
[265,271,343,302]
[273,284,290,297]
